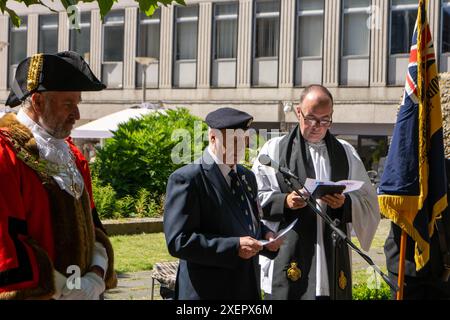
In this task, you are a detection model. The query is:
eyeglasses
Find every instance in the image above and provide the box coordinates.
[299,109,332,127]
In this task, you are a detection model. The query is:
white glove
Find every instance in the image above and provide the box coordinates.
[52,270,69,300]
[91,241,109,278]
[59,272,105,300]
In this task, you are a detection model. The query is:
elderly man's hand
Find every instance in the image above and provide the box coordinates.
[238,236,262,259]
[263,231,283,252]
[321,193,346,209]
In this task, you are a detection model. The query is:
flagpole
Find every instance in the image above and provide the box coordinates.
[396,230,407,300]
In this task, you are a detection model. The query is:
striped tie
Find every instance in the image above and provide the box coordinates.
[228,169,254,234]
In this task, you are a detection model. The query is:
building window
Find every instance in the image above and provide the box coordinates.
[137,10,160,59]
[69,12,91,61]
[174,6,198,61]
[213,2,238,60]
[252,0,280,87]
[212,2,238,87]
[8,16,27,88]
[297,0,323,58]
[390,0,418,55]
[102,10,124,88]
[442,0,450,53]
[342,0,371,57]
[254,0,280,58]
[38,14,58,54]
[340,0,371,86]
[9,16,27,65]
[295,0,324,86]
[136,10,161,88]
[173,6,198,88]
[103,10,124,62]
[388,0,418,84]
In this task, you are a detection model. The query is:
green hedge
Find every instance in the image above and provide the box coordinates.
[352,283,391,300]
[90,108,207,219]
[92,173,165,219]
[92,108,208,198]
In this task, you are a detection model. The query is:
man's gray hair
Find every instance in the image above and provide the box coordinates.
[21,96,33,110]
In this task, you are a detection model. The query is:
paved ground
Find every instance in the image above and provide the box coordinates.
[105,271,162,300]
[105,219,391,300]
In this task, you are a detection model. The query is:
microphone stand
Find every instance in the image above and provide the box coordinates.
[280,172,399,298]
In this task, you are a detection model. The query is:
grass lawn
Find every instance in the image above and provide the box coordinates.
[351,219,390,286]
[110,233,176,274]
[353,266,388,285]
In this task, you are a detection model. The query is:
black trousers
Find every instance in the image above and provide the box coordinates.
[388,272,450,300]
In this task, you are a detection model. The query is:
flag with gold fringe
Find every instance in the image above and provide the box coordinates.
[377,0,448,271]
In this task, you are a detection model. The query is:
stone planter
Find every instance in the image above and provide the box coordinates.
[102,217,163,236]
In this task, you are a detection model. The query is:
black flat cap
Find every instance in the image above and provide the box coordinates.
[205,107,253,130]
[6,51,106,107]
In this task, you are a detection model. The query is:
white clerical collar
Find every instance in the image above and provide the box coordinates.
[306,139,326,148]
[207,146,236,177]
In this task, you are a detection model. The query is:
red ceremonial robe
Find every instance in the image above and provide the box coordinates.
[0,113,116,299]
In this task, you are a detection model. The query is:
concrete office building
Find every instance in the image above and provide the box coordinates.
[0,0,449,170]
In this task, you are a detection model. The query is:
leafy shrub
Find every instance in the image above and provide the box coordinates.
[242,131,266,169]
[134,188,151,217]
[92,175,165,219]
[93,108,208,198]
[114,195,136,218]
[147,193,165,218]
[133,188,165,218]
[91,175,117,219]
[352,283,391,300]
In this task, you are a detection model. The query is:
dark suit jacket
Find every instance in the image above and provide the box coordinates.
[164,149,275,300]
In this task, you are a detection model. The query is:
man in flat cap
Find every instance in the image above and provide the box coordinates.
[0,51,116,300]
[164,107,283,300]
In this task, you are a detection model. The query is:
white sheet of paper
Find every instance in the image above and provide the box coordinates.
[260,218,298,246]
[304,178,364,195]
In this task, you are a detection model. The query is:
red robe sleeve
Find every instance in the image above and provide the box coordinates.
[0,138,55,300]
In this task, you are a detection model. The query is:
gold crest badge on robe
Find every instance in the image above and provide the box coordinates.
[286,262,302,281]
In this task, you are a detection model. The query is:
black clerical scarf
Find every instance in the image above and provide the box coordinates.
[265,125,353,300]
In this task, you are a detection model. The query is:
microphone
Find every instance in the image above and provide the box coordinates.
[258,154,299,180]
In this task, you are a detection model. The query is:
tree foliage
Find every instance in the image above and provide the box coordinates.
[1,0,185,27]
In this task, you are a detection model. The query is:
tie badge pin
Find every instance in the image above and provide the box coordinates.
[241,175,253,193]
[287,262,302,282]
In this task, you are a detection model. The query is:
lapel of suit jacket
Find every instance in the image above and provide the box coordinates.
[201,149,250,233]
